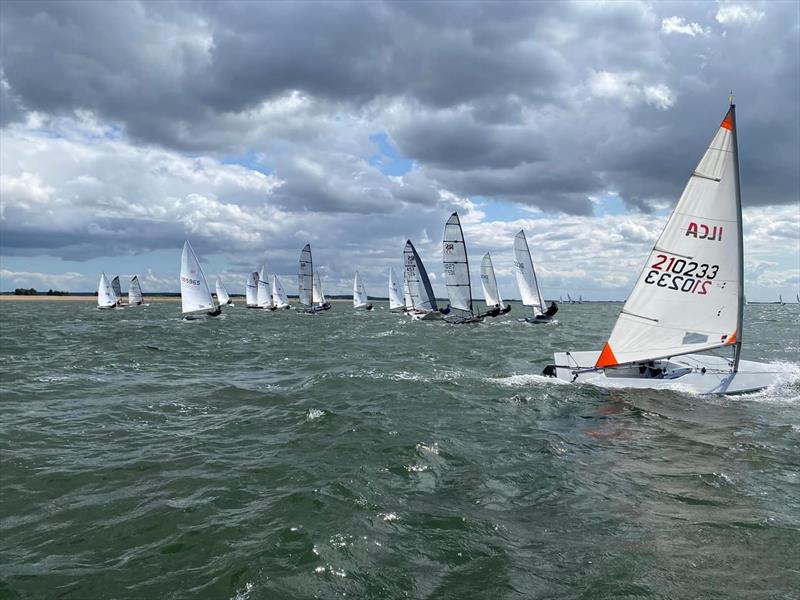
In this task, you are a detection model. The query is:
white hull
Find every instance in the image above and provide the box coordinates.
[549,351,778,395]
[406,309,442,321]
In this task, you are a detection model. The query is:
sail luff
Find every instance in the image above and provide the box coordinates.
[730,105,744,372]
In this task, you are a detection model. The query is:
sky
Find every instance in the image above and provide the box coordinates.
[0,0,798,301]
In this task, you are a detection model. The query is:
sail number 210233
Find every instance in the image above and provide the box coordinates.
[644,254,719,294]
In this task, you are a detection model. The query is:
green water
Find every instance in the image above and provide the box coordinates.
[1,300,799,599]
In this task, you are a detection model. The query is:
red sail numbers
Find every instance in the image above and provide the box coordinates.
[686,222,722,241]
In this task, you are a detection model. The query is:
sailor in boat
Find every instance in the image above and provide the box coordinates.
[440,304,451,315]
[485,304,502,318]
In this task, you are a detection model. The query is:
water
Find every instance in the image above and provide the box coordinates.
[1,300,799,599]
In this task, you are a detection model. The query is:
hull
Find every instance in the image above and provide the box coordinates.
[547,351,778,395]
[406,309,442,321]
[97,305,117,310]
[182,307,222,320]
[523,315,554,324]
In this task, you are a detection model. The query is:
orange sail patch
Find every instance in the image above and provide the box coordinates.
[720,112,733,131]
[595,342,619,368]
[727,330,737,345]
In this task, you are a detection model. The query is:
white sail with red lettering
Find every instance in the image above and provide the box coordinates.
[596,107,741,368]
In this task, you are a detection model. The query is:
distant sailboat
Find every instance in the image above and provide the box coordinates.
[97,273,117,310]
[513,230,558,323]
[578,295,583,304]
[216,278,233,306]
[480,252,511,317]
[180,241,221,319]
[388,267,406,312]
[111,275,127,307]
[353,271,373,310]
[257,265,274,310]
[271,274,290,309]
[545,103,778,394]
[779,294,785,306]
[298,244,331,313]
[403,240,442,320]
[245,271,259,308]
[442,212,482,323]
[128,275,144,306]
[567,293,574,304]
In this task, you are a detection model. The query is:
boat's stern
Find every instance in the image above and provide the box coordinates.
[544,351,601,382]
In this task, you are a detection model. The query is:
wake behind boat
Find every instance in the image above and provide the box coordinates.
[403,240,442,320]
[513,230,557,323]
[544,103,778,394]
[442,212,482,324]
[180,241,222,320]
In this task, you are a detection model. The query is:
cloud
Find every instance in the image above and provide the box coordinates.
[716,2,765,26]
[588,71,675,110]
[661,16,710,37]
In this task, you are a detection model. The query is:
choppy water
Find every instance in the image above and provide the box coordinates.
[1,299,799,599]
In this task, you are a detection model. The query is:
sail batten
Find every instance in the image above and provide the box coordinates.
[596,106,743,369]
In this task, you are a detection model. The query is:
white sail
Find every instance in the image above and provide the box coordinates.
[596,107,742,369]
[216,278,230,305]
[245,271,259,307]
[272,274,290,308]
[480,253,504,309]
[298,244,313,307]
[97,272,117,308]
[388,267,405,310]
[404,240,438,311]
[513,230,546,316]
[180,240,215,315]
[313,270,326,305]
[128,275,143,305]
[353,271,369,308]
[442,212,473,314]
[257,265,271,308]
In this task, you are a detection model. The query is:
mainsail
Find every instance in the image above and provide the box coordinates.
[298,244,313,307]
[180,241,215,315]
[216,278,231,305]
[480,252,504,309]
[128,275,143,305]
[313,270,326,305]
[442,212,473,314]
[111,276,122,300]
[245,271,259,307]
[403,240,438,311]
[513,230,546,316]
[97,273,117,308]
[257,265,272,308]
[272,274,290,308]
[388,267,405,310]
[596,106,743,369]
[353,271,369,308]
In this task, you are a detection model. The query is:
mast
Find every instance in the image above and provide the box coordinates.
[730,103,744,372]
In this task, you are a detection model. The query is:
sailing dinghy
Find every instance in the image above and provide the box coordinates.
[442,212,483,323]
[245,271,259,308]
[353,271,373,310]
[480,252,511,317]
[544,104,778,394]
[271,274,291,309]
[388,267,406,312]
[180,241,221,319]
[513,230,557,323]
[111,275,127,307]
[257,265,274,310]
[128,275,144,306]
[403,240,442,320]
[216,278,233,305]
[97,273,117,309]
[298,244,331,313]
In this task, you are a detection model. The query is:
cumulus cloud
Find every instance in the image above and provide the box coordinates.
[661,16,710,37]
[716,2,765,26]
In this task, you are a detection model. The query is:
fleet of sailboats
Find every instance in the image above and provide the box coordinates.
[85,102,786,394]
[544,104,778,394]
